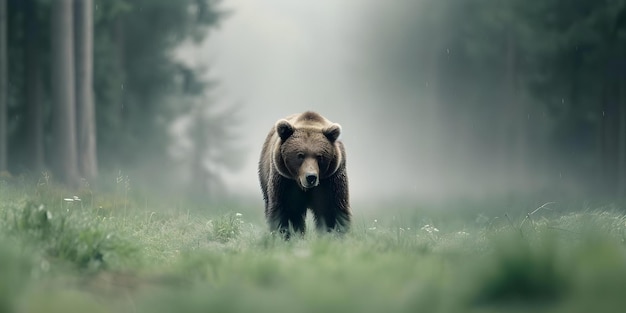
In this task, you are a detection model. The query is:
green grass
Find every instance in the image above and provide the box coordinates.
[2,178,626,313]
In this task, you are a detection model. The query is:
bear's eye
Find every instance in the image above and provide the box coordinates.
[297,153,305,160]
[316,155,324,162]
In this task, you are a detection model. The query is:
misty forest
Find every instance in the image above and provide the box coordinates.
[2,1,626,312]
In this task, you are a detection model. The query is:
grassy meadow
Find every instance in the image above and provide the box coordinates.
[1,175,626,313]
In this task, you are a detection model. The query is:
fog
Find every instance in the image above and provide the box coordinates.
[4,0,616,205]
[174,0,577,204]
[181,1,404,201]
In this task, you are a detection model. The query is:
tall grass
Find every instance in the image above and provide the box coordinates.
[1,177,626,313]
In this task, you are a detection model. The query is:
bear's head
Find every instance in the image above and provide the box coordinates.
[273,113,343,190]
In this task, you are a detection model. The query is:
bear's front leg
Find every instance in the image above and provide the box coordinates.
[266,202,291,239]
[313,206,350,234]
[266,176,307,240]
[312,171,351,234]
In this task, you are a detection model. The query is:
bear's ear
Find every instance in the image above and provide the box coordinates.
[323,123,341,142]
[276,119,295,141]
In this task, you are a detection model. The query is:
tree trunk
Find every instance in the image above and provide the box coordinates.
[74,0,97,181]
[24,0,44,172]
[425,25,445,163]
[0,0,7,172]
[190,110,210,198]
[601,63,619,197]
[598,60,610,194]
[51,0,80,187]
[618,90,626,198]
[112,16,126,167]
[617,47,626,197]
[603,106,618,196]
[501,27,526,188]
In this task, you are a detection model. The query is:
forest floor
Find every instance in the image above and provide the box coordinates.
[1,177,626,313]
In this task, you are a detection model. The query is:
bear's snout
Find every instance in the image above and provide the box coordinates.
[306,173,318,186]
[300,172,319,189]
[298,158,320,189]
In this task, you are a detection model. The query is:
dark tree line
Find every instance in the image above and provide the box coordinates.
[364,0,626,198]
[0,0,239,195]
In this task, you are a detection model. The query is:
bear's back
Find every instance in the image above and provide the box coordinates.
[286,111,332,131]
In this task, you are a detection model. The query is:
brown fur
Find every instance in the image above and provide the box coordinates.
[258,111,351,238]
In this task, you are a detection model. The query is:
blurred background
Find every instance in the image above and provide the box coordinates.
[1,0,626,207]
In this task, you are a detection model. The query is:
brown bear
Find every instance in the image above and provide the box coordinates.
[258,111,351,238]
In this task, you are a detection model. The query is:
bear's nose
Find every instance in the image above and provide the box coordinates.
[306,173,318,185]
